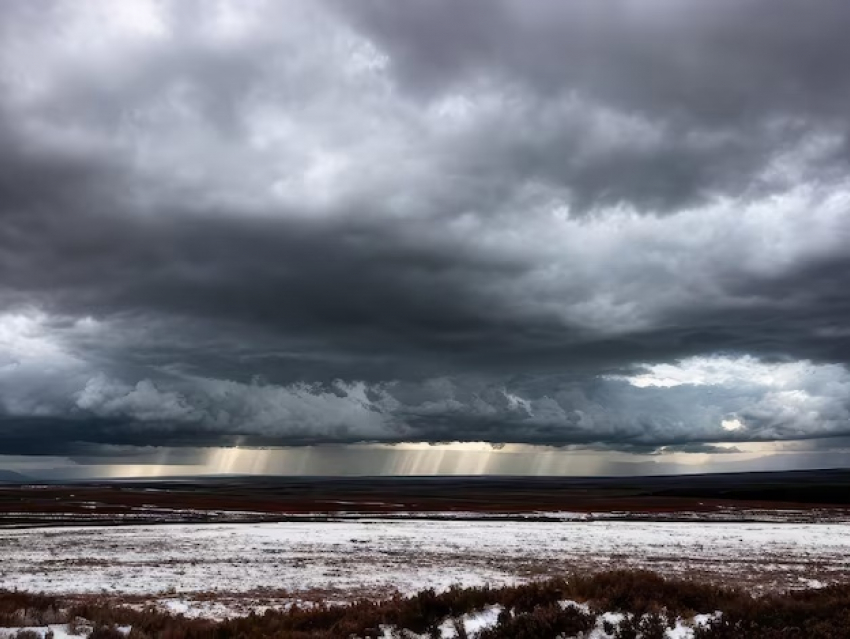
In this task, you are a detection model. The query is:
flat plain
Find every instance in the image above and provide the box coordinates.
[2,471,850,636]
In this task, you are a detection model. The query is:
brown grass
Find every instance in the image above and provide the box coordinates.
[2,570,850,638]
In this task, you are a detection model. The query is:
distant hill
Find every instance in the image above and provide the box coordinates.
[0,469,29,483]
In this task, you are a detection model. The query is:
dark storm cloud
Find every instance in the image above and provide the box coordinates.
[335,0,850,210]
[654,444,742,455]
[1,0,850,455]
[336,0,850,121]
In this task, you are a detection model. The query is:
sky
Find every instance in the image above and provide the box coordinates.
[1,0,850,478]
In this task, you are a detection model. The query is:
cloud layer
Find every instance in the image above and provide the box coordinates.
[1,0,850,456]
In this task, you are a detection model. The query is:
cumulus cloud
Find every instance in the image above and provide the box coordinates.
[3,310,849,451]
[1,0,849,456]
[0,311,92,417]
[76,376,201,423]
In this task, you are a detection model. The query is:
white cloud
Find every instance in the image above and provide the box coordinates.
[610,355,841,390]
[721,417,744,431]
[0,311,90,416]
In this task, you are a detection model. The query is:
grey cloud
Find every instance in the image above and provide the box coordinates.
[3,357,849,454]
[1,0,850,456]
[657,444,743,455]
[336,0,850,121]
[336,0,850,210]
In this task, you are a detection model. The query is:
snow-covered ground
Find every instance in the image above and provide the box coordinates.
[0,625,131,638]
[1,519,848,616]
[375,603,721,639]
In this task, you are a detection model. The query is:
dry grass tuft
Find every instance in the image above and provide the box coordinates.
[2,570,850,638]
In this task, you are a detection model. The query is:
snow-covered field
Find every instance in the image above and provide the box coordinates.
[0,625,131,639]
[1,519,848,616]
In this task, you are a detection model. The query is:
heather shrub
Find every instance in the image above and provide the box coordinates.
[3,571,850,638]
[476,604,594,639]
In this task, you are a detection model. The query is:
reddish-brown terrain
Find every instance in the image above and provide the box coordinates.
[3,469,850,526]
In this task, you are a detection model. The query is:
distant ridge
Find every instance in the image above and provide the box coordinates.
[0,469,29,484]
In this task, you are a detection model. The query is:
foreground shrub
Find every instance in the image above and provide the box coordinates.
[2,570,850,638]
[564,569,736,616]
[0,591,60,626]
[476,604,594,639]
[694,583,850,639]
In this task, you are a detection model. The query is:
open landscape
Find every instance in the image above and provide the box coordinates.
[4,470,850,527]
[2,472,850,637]
[4,0,850,635]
